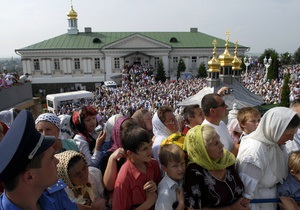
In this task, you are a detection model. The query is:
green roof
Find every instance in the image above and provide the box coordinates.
[16,31,247,51]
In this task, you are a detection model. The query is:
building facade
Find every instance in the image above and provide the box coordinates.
[15,6,248,91]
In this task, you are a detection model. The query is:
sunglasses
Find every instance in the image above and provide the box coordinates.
[211,101,226,109]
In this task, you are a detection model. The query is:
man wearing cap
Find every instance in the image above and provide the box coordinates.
[0,110,106,210]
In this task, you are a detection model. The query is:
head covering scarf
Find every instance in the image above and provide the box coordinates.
[107,116,128,152]
[55,150,95,202]
[183,125,236,170]
[35,113,61,130]
[238,107,297,182]
[104,114,123,142]
[0,121,8,135]
[132,109,147,130]
[227,118,242,143]
[0,109,14,128]
[152,112,173,138]
[161,132,185,150]
[132,109,154,137]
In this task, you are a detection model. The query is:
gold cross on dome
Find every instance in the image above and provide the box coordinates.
[225,30,230,42]
[212,39,217,48]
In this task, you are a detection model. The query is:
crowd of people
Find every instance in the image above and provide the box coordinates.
[1,64,300,209]
[0,69,30,90]
[1,91,300,209]
[52,64,300,125]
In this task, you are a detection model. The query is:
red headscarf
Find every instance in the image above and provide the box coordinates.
[0,121,8,135]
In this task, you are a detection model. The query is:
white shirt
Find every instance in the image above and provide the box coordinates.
[73,134,102,168]
[155,174,183,210]
[202,119,234,151]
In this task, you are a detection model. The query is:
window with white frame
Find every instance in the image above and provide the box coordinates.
[114,58,120,69]
[33,59,40,70]
[192,56,197,68]
[54,58,60,70]
[74,58,80,69]
[154,57,160,69]
[173,57,178,68]
[94,58,100,69]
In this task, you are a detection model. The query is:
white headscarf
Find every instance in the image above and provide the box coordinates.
[238,107,297,182]
[152,112,172,138]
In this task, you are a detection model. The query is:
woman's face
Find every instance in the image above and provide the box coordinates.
[83,115,97,132]
[36,121,62,152]
[277,127,298,145]
[206,134,224,160]
[164,112,179,133]
[68,159,89,186]
[143,112,153,131]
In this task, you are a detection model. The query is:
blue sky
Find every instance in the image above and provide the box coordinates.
[1,0,299,58]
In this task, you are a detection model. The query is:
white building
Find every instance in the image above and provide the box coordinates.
[15,5,248,88]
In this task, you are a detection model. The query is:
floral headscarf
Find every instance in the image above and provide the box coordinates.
[183,124,236,170]
[55,150,95,203]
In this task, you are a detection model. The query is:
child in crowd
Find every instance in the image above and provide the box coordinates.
[55,150,107,207]
[237,107,261,142]
[113,126,162,210]
[278,151,300,198]
[155,144,186,210]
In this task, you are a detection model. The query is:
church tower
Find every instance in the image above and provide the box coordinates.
[232,41,243,82]
[218,30,234,84]
[67,4,79,35]
[207,39,221,88]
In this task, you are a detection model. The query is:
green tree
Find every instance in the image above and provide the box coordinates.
[280,52,292,66]
[293,47,300,64]
[177,58,186,81]
[279,73,290,107]
[197,62,207,78]
[156,59,166,82]
[259,48,279,80]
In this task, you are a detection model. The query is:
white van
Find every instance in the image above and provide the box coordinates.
[46,90,94,112]
[102,81,117,89]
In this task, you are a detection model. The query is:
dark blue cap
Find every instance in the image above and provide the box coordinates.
[0,110,55,182]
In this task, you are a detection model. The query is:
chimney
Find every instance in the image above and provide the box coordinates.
[190,28,198,32]
[85,27,92,33]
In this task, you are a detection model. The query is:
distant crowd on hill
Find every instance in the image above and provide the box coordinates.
[50,63,300,124]
[0,70,31,90]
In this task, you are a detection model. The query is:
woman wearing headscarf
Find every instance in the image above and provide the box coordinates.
[152,106,179,162]
[70,106,106,168]
[0,121,8,142]
[184,124,250,210]
[35,113,78,153]
[55,150,107,208]
[237,107,300,210]
[132,108,153,138]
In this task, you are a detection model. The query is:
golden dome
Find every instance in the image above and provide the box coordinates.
[67,6,77,19]
[218,30,233,66]
[207,39,220,73]
[232,41,242,70]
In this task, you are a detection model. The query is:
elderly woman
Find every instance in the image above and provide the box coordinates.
[237,107,300,210]
[152,106,179,162]
[35,113,78,153]
[132,108,153,138]
[184,124,250,210]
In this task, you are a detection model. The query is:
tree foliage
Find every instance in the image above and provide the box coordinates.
[197,62,207,78]
[293,47,300,64]
[177,58,186,81]
[279,73,290,107]
[280,52,292,66]
[259,48,279,80]
[156,59,166,82]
